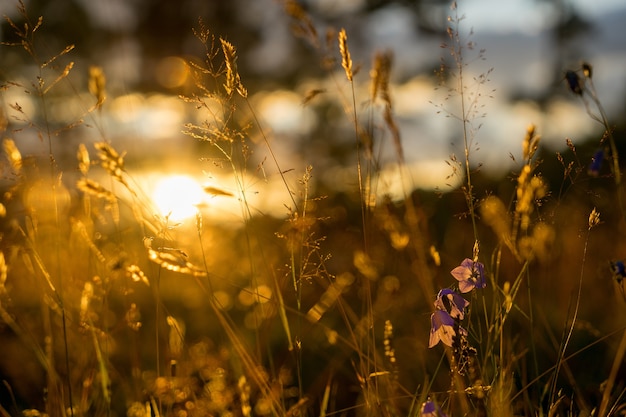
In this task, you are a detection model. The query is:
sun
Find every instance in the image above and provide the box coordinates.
[151,175,204,222]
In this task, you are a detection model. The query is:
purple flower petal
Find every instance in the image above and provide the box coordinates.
[451,258,473,281]
[420,400,448,417]
[435,288,469,319]
[588,149,604,177]
[451,258,486,293]
[565,70,583,95]
[429,310,455,348]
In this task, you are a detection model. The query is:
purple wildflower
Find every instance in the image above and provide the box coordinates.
[611,260,626,299]
[611,260,626,283]
[451,258,486,293]
[429,310,455,348]
[565,70,583,95]
[435,288,469,320]
[420,400,448,417]
[588,149,604,177]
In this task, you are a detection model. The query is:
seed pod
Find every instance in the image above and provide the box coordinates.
[582,62,592,79]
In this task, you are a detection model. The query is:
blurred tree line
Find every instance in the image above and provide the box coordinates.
[1,0,623,211]
[0,0,596,96]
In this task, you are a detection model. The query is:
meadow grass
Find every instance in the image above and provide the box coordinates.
[0,1,625,416]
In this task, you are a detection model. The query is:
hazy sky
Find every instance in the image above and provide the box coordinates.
[462,0,625,33]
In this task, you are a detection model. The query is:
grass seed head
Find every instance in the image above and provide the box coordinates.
[370,51,392,104]
[77,143,90,175]
[77,178,116,203]
[88,65,106,106]
[588,207,600,229]
[338,29,353,82]
[481,195,511,243]
[522,124,540,161]
[220,38,246,97]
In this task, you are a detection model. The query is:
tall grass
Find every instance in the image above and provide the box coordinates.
[1,1,625,417]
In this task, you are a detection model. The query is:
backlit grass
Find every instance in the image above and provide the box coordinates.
[0,1,625,416]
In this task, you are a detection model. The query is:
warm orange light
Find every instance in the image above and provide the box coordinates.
[151,175,203,222]
[155,56,189,89]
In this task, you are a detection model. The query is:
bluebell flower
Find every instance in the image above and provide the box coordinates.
[429,310,455,348]
[420,400,448,417]
[565,70,583,95]
[611,260,626,284]
[434,288,469,320]
[588,149,604,177]
[451,258,486,293]
[611,260,626,299]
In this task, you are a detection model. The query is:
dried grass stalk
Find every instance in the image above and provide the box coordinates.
[338,29,353,82]
[77,143,90,176]
[220,38,247,98]
[0,252,7,294]
[88,65,106,106]
[369,51,392,104]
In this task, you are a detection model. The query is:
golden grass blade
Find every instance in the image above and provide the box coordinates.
[0,252,6,295]
[302,88,326,106]
[17,226,60,300]
[213,306,283,415]
[272,272,294,351]
[285,397,310,417]
[90,329,112,409]
[319,377,331,417]
[306,272,355,323]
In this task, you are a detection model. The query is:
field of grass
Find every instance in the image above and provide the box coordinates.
[0,1,625,416]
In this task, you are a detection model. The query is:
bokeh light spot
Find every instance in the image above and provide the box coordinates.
[151,175,203,222]
[155,56,189,89]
